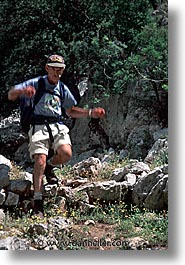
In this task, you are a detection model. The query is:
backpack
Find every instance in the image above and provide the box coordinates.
[20,77,66,134]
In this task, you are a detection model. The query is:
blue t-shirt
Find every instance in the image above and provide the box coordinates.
[15,75,77,118]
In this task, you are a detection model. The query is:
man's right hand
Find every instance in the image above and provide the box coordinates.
[23,86,36,98]
[8,85,36,101]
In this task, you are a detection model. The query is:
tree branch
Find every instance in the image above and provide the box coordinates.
[133,64,167,83]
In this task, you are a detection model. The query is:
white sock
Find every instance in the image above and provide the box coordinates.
[47,157,55,167]
[33,192,43,201]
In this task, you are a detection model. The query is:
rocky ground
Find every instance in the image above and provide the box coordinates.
[0,111,168,250]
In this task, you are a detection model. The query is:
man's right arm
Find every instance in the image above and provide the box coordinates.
[8,86,36,101]
[8,87,24,101]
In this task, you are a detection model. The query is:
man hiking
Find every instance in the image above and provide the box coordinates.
[8,54,105,217]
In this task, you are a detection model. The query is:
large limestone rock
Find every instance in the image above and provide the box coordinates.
[0,155,11,188]
[131,165,168,210]
[0,236,30,250]
[70,83,167,160]
[76,180,128,202]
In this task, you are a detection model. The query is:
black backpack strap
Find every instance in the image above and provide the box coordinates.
[31,77,45,135]
[33,77,45,110]
[59,81,65,103]
[59,82,69,119]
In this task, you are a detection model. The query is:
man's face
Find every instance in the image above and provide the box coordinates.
[45,65,65,85]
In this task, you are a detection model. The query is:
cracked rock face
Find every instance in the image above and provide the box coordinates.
[70,85,167,160]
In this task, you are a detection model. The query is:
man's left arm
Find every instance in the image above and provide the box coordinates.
[66,106,105,119]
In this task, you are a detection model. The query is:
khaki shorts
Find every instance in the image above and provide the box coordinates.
[28,123,71,158]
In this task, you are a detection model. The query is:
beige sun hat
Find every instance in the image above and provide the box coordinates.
[46,54,66,68]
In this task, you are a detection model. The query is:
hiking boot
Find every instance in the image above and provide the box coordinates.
[44,163,58,185]
[33,199,44,219]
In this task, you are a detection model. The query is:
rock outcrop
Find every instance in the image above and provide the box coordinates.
[0,144,168,213]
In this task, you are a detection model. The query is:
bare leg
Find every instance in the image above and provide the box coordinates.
[32,153,47,216]
[33,153,47,193]
[49,144,72,165]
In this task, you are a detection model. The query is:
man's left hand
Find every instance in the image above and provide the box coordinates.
[92,107,105,118]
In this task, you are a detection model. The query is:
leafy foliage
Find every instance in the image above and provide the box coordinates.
[0,0,167,114]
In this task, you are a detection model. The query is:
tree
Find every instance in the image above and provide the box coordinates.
[0,0,167,122]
